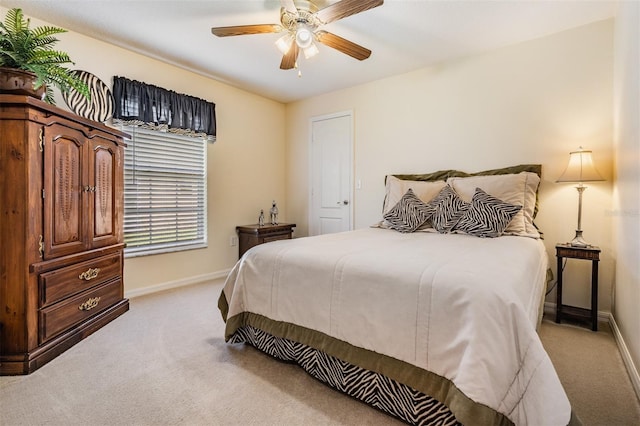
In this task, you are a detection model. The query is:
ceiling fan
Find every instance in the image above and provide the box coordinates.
[211,0,383,70]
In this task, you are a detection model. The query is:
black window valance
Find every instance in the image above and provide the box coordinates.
[112,76,216,142]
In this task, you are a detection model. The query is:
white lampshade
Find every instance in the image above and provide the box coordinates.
[556,148,604,183]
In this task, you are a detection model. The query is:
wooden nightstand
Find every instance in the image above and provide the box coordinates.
[555,243,601,331]
[236,223,296,258]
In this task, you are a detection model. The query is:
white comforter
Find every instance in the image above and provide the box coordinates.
[222,228,571,425]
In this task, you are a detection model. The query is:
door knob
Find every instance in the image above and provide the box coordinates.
[338,200,349,205]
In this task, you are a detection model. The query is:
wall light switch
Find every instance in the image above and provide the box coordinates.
[230,235,238,246]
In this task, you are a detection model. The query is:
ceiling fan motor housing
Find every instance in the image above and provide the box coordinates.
[281,7,321,32]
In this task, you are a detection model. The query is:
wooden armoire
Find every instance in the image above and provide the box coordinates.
[0,95,129,375]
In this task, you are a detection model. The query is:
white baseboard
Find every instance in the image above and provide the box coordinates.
[608,312,640,401]
[124,269,231,299]
[543,302,640,401]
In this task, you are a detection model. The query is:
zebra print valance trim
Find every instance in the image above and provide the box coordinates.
[112,76,216,142]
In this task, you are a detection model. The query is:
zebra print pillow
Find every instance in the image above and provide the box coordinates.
[383,188,434,233]
[427,185,470,233]
[454,188,522,238]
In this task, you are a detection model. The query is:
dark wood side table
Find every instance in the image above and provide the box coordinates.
[555,243,601,331]
[236,223,296,258]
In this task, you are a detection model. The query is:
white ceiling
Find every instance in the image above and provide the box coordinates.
[3,0,616,103]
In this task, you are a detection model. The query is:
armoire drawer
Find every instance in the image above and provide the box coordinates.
[39,252,122,308]
[39,278,123,343]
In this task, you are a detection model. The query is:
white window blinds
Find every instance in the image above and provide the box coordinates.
[122,126,207,257]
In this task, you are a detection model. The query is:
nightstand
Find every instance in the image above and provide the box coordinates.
[555,243,601,331]
[236,223,296,258]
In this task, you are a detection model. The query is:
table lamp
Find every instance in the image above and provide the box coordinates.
[556,147,604,247]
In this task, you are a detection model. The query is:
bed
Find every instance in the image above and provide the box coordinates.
[218,165,578,426]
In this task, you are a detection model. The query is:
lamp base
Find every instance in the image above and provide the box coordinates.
[569,230,590,247]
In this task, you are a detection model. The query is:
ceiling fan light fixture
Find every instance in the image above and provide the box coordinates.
[295,25,314,49]
[275,33,294,55]
[303,42,319,59]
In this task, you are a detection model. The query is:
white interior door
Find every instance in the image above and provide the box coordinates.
[310,112,353,236]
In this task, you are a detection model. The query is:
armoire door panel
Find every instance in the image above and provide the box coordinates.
[89,141,120,248]
[43,125,86,259]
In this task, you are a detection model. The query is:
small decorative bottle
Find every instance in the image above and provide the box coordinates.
[270,201,279,225]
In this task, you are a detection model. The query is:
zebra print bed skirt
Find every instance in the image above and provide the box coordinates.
[230,325,461,426]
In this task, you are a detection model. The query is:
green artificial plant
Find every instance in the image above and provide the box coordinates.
[0,8,89,104]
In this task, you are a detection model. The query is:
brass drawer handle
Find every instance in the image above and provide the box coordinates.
[78,297,101,311]
[79,267,100,281]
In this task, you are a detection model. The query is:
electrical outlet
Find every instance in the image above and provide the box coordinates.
[230,235,238,246]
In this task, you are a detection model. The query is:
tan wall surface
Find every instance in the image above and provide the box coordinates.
[285,20,616,311]
[613,1,640,389]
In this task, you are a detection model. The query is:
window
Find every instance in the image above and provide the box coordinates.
[122,126,207,257]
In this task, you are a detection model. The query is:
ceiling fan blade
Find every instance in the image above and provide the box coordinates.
[315,31,371,61]
[280,0,298,14]
[315,0,383,24]
[211,24,281,37]
[280,43,299,70]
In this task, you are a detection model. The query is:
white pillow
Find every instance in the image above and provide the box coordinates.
[446,172,540,238]
[382,176,447,214]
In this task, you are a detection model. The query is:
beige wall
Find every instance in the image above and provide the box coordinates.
[285,20,615,311]
[613,1,640,391]
[3,8,287,294]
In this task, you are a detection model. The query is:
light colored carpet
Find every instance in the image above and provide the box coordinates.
[1,279,638,426]
[539,314,640,426]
